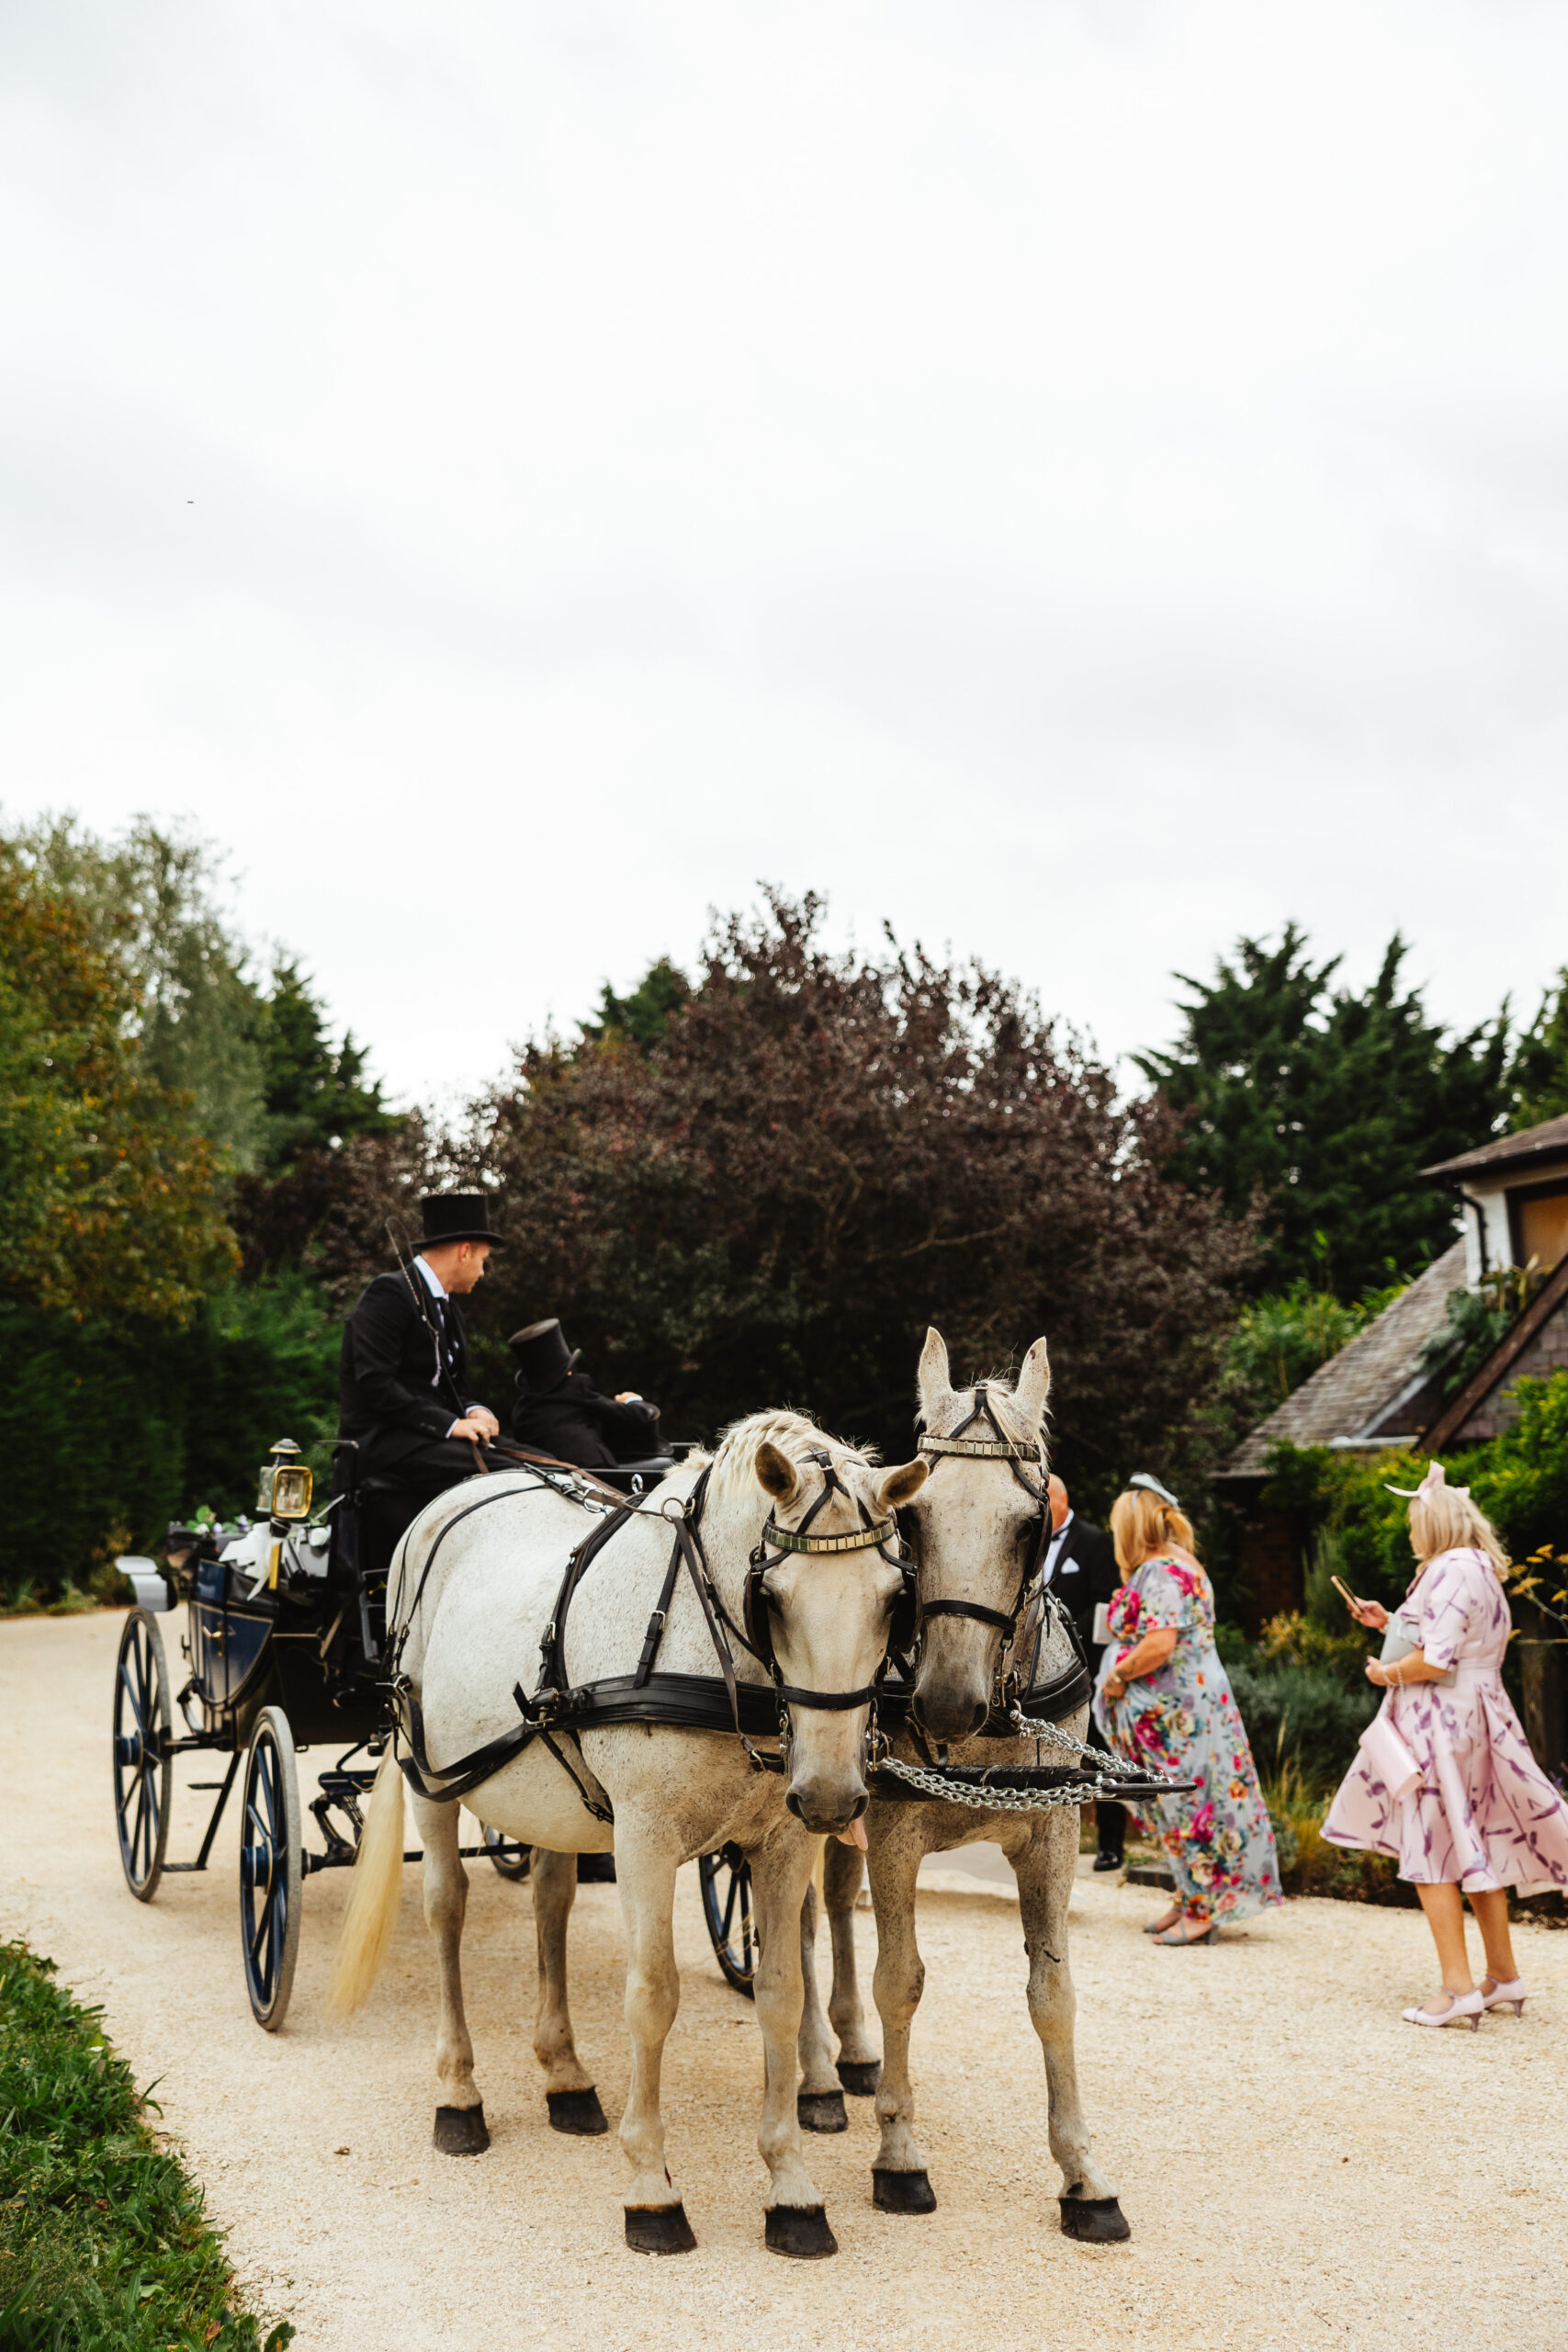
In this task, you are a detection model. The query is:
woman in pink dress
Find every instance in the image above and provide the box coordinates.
[1324,1462,1568,2028]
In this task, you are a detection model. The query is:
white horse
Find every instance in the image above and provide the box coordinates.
[329,1411,928,2257]
[795,1331,1132,2243]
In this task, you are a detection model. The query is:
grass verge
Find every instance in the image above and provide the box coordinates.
[0,1940,293,2351]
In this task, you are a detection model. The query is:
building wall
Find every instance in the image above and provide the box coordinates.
[1452,1293,1568,1442]
[1225,1486,1304,1632]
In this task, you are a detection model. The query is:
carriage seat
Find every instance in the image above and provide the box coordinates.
[591,1456,677,1497]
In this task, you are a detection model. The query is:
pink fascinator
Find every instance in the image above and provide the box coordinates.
[1385,1459,1468,1502]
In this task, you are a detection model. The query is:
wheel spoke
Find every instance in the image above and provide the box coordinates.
[250,1873,279,1967]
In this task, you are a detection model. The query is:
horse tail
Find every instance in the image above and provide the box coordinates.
[328,1749,406,2017]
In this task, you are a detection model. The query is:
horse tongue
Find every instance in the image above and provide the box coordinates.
[832,1818,869,1851]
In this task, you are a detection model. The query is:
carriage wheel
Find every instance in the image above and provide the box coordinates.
[482,1825,530,1882]
[698,1845,757,1998]
[113,1610,173,1902]
[240,1706,303,2030]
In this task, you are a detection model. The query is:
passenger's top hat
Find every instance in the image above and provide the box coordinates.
[509,1317,581,1394]
[413,1193,506,1251]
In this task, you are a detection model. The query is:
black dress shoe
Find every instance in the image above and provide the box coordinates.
[1092,1851,1124,1872]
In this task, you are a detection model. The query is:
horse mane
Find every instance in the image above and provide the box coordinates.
[705,1409,878,1508]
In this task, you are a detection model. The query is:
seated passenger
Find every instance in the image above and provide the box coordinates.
[508,1318,663,1471]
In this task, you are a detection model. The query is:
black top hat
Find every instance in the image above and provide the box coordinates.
[508,1317,580,1394]
[413,1193,506,1251]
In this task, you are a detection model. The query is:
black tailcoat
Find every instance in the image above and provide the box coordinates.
[338,1269,488,1474]
[510,1374,661,1471]
[1044,1514,1121,1680]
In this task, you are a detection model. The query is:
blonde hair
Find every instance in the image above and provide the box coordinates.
[1110,1487,1196,1577]
[1409,1484,1508,1577]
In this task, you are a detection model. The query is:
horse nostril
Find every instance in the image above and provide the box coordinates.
[784,1790,804,1820]
[850,1792,868,1821]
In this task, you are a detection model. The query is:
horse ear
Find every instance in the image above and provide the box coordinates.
[917,1327,956,1426]
[1013,1338,1051,1437]
[754,1442,799,1505]
[876,1456,929,1513]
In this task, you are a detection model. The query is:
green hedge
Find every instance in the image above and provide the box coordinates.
[1258,1368,1568,1611]
[0,1941,292,2349]
[0,1277,340,1608]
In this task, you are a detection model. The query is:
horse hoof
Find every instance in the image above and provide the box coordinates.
[872,2167,936,2213]
[765,2204,838,2258]
[547,2087,609,2136]
[797,2090,848,2133]
[625,2203,697,2256]
[836,2059,881,2097]
[433,2103,489,2156]
[1059,2193,1131,2244]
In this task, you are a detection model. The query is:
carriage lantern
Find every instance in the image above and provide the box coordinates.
[257,1438,313,1522]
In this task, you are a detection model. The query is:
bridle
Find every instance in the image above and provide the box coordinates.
[911,1382,1052,1689]
[743,1451,917,1739]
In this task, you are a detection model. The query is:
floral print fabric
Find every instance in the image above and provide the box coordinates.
[1094,1555,1281,1923]
[1323,1546,1568,1894]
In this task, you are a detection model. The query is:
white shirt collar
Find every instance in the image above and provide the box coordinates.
[414,1253,446,1300]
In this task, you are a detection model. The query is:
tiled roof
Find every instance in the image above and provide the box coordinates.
[1423,1113,1568,1182]
[1219,1241,1466,1478]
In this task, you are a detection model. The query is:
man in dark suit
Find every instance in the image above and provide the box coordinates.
[1043,1474,1127,1871]
[508,1318,666,1472]
[337,1193,507,1521]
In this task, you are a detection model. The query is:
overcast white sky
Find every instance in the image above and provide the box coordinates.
[4,0,1566,1111]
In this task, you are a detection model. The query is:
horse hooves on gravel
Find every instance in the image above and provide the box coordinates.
[625,2204,698,2256]
[432,2103,490,2156]
[547,2087,610,2136]
[765,2205,839,2258]
[1058,2193,1131,2244]
[836,2059,881,2097]
[797,2089,848,2133]
[872,2167,937,2214]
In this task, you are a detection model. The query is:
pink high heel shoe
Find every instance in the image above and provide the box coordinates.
[1401,1989,1483,2030]
[1480,1975,1530,2017]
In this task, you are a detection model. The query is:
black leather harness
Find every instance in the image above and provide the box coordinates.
[386,1417,1092,1821]
[911,1383,1092,1728]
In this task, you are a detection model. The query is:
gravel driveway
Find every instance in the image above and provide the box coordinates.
[3,1610,1563,2351]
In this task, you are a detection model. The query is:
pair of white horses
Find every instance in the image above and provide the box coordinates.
[330,1329,1130,2257]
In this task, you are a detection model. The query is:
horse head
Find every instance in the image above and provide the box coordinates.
[747,1433,928,1836]
[905,1326,1052,1745]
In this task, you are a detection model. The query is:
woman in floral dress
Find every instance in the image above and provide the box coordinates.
[1096,1476,1281,1945]
[1324,1462,1568,2027]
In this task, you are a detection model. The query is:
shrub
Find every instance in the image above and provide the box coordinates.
[0,1939,293,2348]
[1227,1657,1378,1792]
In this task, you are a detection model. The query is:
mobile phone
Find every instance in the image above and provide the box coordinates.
[1330,1573,1361,1613]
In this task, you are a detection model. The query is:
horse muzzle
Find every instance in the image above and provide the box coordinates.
[784,1775,869,1837]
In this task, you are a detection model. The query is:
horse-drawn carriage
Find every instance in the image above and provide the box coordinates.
[114,1345,1193,2254]
[111,1433,751,2027]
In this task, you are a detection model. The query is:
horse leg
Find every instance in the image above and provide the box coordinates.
[796,1868,848,2133]
[530,1848,607,2136]
[409,1790,490,2157]
[823,1836,880,2093]
[749,1838,837,2256]
[1013,1815,1130,2244]
[867,1828,937,2212]
[614,1831,695,2254]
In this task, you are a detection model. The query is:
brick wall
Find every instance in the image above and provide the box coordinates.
[1228,1488,1304,1633]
